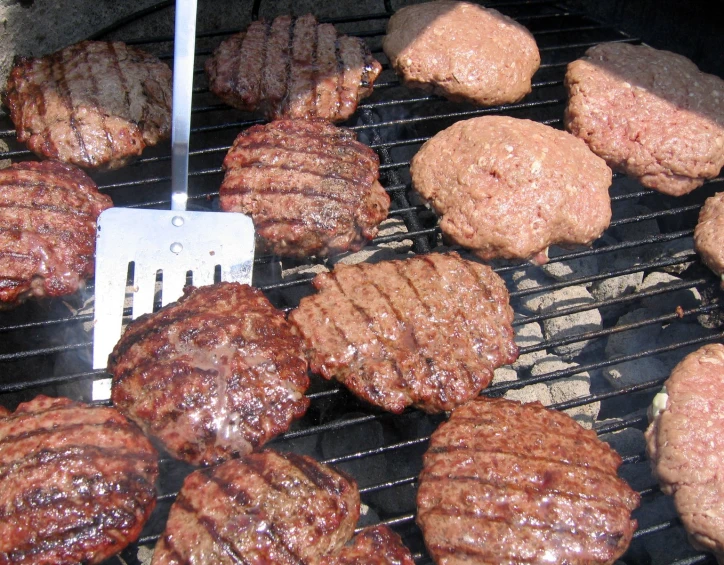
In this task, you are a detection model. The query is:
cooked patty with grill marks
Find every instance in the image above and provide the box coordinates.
[645,344,724,563]
[694,192,724,288]
[0,395,158,565]
[109,282,310,467]
[289,252,518,414]
[4,40,172,171]
[417,397,640,565]
[151,450,360,565]
[321,526,415,565]
[205,14,382,122]
[0,160,113,307]
[220,119,389,258]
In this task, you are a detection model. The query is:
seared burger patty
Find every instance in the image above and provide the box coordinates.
[694,192,724,288]
[152,450,360,564]
[205,14,382,122]
[289,252,518,414]
[4,40,172,171]
[0,160,113,306]
[0,395,158,565]
[645,344,724,562]
[383,1,540,106]
[220,119,389,258]
[410,116,612,263]
[565,43,724,196]
[321,526,415,565]
[418,397,640,565]
[109,282,310,466]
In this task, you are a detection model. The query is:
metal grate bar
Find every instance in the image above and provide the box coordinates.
[495,230,695,274]
[359,476,418,495]
[509,254,698,301]
[360,107,431,254]
[351,100,565,131]
[514,283,713,331]
[634,520,680,539]
[551,381,665,411]
[670,557,717,565]
[322,437,430,466]
[489,332,724,397]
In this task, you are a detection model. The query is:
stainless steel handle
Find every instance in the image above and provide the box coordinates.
[170,0,198,212]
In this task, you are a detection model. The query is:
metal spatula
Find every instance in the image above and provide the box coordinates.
[92,0,255,373]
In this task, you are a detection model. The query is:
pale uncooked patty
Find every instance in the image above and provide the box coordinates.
[694,192,724,288]
[566,43,724,196]
[645,344,724,563]
[410,116,612,263]
[382,1,540,106]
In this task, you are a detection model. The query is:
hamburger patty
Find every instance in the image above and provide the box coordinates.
[694,192,724,288]
[565,43,724,196]
[4,41,172,171]
[410,116,612,263]
[645,344,724,562]
[205,14,382,122]
[418,397,640,565]
[383,1,540,106]
[152,450,360,564]
[289,252,518,414]
[109,282,309,466]
[321,526,415,565]
[0,160,113,306]
[220,119,389,258]
[0,395,158,565]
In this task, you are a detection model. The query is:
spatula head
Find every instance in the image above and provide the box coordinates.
[92,207,254,370]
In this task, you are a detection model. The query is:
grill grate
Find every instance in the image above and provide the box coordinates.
[0,1,722,564]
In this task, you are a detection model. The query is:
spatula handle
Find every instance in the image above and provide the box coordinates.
[170,0,197,212]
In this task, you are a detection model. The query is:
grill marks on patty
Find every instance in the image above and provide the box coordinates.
[0,160,113,306]
[109,282,310,467]
[4,41,172,171]
[418,397,640,565]
[220,119,389,258]
[0,395,158,565]
[320,525,416,565]
[289,252,518,413]
[151,451,360,565]
[205,14,382,122]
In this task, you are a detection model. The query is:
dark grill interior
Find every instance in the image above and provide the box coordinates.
[1,1,723,563]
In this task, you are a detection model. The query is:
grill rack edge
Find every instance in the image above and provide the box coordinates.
[0,1,722,564]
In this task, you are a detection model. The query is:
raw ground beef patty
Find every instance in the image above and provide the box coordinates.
[383,1,540,106]
[410,116,612,263]
[565,43,724,196]
[645,343,724,563]
[694,191,724,288]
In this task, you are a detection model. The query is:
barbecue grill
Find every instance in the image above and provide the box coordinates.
[1,1,723,563]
